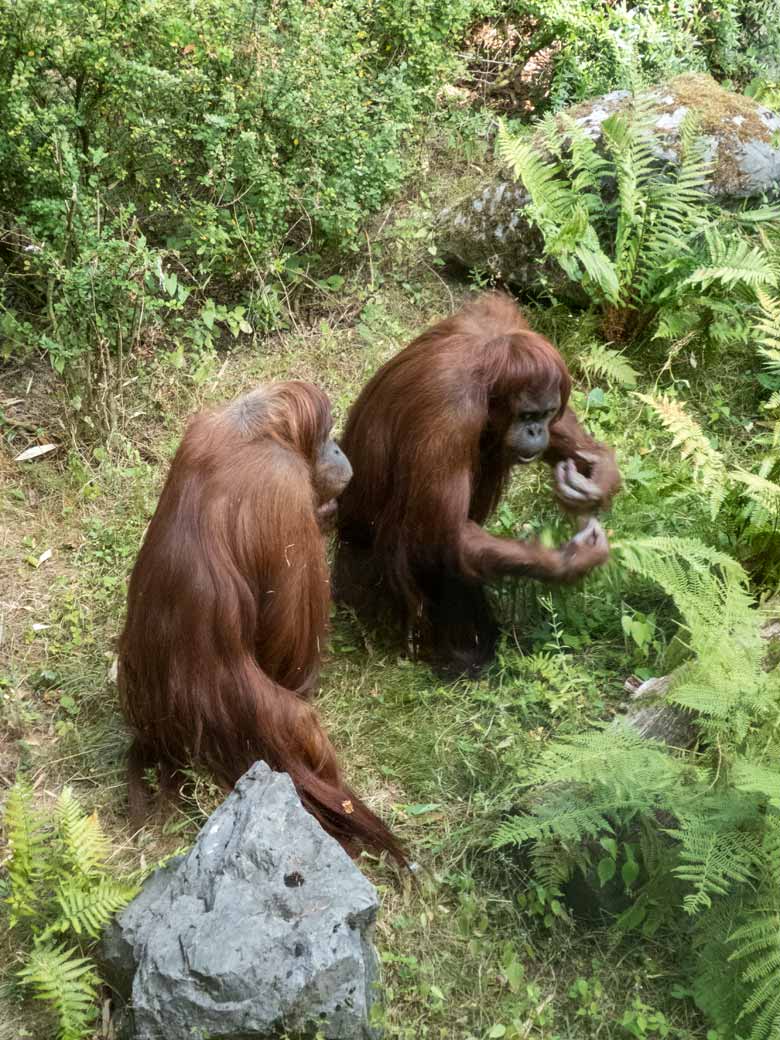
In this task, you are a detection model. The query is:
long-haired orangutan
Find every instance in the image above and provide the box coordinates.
[118,381,404,863]
[335,292,621,677]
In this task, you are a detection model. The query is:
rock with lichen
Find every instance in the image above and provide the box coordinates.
[439,74,780,295]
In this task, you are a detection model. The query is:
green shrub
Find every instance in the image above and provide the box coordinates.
[0,0,480,375]
[471,0,780,111]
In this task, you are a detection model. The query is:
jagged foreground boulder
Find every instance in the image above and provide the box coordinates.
[101,762,381,1040]
[439,74,780,294]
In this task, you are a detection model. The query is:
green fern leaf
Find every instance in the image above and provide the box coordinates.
[634,393,727,516]
[18,942,97,1040]
[580,343,638,387]
[55,787,108,878]
[686,236,777,291]
[3,780,49,926]
[733,760,780,810]
[732,470,780,516]
[755,291,780,375]
[669,825,759,914]
[53,876,138,938]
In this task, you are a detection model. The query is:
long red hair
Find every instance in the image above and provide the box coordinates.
[336,293,571,627]
[119,381,404,863]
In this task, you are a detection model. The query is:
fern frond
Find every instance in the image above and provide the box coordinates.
[3,780,49,926]
[755,290,780,375]
[497,119,620,303]
[493,796,616,847]
[669,825,759,914]
[18,943,97,1040]
[634,393,727,516]
[525,723,686,791]
[528,840,576,898]
[493,725,693,850]
[55,787,108,878]
[732,470,780,516]
[53,876,138,939]
[496,121,575,227]
[579,342,638,387]
[634,112,712,300]
[733,760,780,810]
[545,113,611,200]
[687,236,777,292]
[730,909,780,1039]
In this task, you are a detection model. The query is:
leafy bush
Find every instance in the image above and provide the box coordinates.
[3,783,140,1040]
[496,98,779,346]
[0,0,480,375]
[468,0,780,112]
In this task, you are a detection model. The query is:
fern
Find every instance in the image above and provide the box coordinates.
[18,943,97,1040]
[497,95,777,349]
[55,787,109,878]
[3,782,145,1040]
[755,290,780,375]
[730,909,780,1040]
[669,824,760,914]
[732,470,780,517]
[687,236,778,292]
[52,876,139,939]
[528,841,576,899]
[493,725,692,849]
[733,758,780,810]
[613,535,752,637]
[580,343,638,387]
[496,118,620,303]
[634,393,727,516]
[4,781,50,926]
[493,794,617,848]
[634,110,711,302]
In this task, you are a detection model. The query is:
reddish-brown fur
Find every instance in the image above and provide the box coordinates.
[335,293,620,675]
[119,381,404,863]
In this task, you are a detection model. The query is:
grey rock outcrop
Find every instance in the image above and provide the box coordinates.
[439,74,780,294]
[617,674,697,748]
[102,762,381,1040]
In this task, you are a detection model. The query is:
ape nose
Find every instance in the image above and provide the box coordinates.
[528,423,544,441]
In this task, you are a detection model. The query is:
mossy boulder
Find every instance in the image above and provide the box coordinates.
[439,75,780,296]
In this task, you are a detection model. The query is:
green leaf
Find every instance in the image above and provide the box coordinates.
[622,858,640,888]
[505,958,525,993]
[597,857,617,886]
[600,836,618,859]
[401,803,442,816]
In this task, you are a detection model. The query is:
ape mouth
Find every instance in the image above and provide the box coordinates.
[513,452,542,465]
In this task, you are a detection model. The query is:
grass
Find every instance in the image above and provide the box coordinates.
[0,185,749,1037]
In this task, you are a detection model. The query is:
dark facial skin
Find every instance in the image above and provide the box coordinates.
[313,437,352,530]
[504,390,561,464]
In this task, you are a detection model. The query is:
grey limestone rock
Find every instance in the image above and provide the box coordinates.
[101,761,381,1040]
[439,74,780,295]
[617,674,697,749]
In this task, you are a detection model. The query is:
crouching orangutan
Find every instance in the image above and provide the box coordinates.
[118,381,404,863]
[335,292,621,677]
